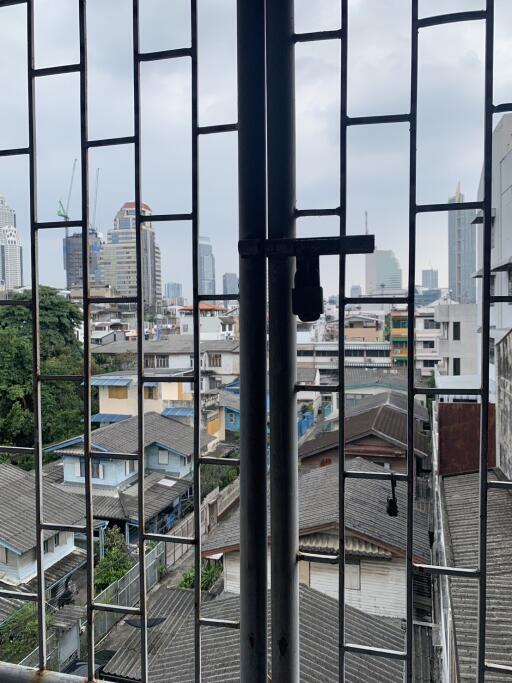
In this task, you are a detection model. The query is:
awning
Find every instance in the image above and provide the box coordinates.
[162,407,194,417]
[471,209,496,224]
[492,256,512,272]
[91,377,132,387]
[91,413,131,423]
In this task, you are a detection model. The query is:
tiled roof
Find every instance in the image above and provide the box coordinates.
[343,366,429,390]
[0,464,85,554]
[90,337,239,355]
[299,403,431,460]
[297,367,318,384]
[203,458,430,562]
[299,532,392,559]
[102,584,406,683]
[346,391,429,422]
[219,390,240,411]
[442,470,512,679]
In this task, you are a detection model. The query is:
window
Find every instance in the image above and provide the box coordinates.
[125,460,136,476]
[423,340,435,349]
[453,322,460,341]
[423,360,436,368]
[424,319,440,330]
[82,460,104,479]
[490,275,496,298]
[43,540,49,554]
[346,560,361,590]
[490,338,495,365]
[491,222,495,249]
[208,353,222,367]
[156,355,169,368]
[108,385,128,399]
[453,358,461,376]
[158,449,169,465]
[54,533,60,547]
[392,319,408,328]
[0,547,7,564]
[508,271,512,297]
[144,386,158,400]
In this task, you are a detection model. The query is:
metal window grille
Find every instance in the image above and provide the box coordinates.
[0,0,508,682]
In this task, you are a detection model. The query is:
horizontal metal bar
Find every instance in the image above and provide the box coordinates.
[416,200,483,213]
[141,374,194,383]
[297,551,339,565]
[89,295,138,304]
[0,0,27,6]
[344,296,409,305]
[293,29,342,43]
[417,10,486,29]
[485,662,512,675]
[344,470,408,482]
[38,374,84,382]
[40,522,87,533]
[0,298,32,307]
[0,589,38,601]
[414,564,480,578]
[199,617,240,629]
[31,63,81,78]
[197,123,238,135]
[295,383,339,392]
[35,219,82,230]
[344,643,407,661]
[0,146,29,157]
[493,103,512,114]
[87,135,135,148]
[93,602,141,615]
[144,532,196,545]
[347,113,411,126]
[487,479,512,491]
[239,235,374,258]
[138,47,192,62]
[415,387,482,397]
[197,293,239,302]
[0,445,34,454]
[295,207,340,218]
[0,662,89,683]
[199,456,240,467]
[148,212,194,222]
[491,295,512,303]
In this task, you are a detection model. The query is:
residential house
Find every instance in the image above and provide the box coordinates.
[0,464,86,623]
[434,301,478,376]
[344,312,384,342]
[414,305,442,377]
[390,309,408,366]
[101,584,411,683]
[203,458,431,621]
[297,341,392,373]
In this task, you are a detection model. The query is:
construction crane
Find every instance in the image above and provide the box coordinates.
[59,158,78,278]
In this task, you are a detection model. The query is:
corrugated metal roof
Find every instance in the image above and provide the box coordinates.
[161,407,194,417]
[91,413,131,423]
[299,532,392,559]
[91,377,132,387]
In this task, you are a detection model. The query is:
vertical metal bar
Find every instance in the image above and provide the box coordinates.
[406,3,419,680]
[237,0,268,680]
[78,1,96,679]
[132,1,148,679]
[477,1,494,679]
[27,0,46,668]
[191,0,202,679]
[267,0,299,679]
[338,2,348,681]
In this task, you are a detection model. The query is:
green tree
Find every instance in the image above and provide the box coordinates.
[200,463,239,500]
[0,287,95,452]
[179,559,222,591]
[94,526,134,592]
[0,604,54,663]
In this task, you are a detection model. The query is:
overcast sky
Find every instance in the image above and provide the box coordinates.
[0,0,511,299]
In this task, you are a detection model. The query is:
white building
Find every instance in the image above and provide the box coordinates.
[297,340,392,374]
[415,305,442,377]
[0,194,23,290]
[365,248,402,294]
[434,301,478,377]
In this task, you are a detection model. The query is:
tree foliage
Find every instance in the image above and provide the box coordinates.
[178,559,222,591]
[94,526,134,592]
[0,604,54,663]
[200,463,239,500]
[0,287,94,452]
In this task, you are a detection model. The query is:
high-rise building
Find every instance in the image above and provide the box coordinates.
[199,236,216,296]
[222,272,238,307]
[99,202,162,306]
[350,284,362,298]
[165,282,183,301]
[365,249,402,294]
[448,184,476,304]
[63,230,103,289]
[421,268,438,290]
[0,194,23,290]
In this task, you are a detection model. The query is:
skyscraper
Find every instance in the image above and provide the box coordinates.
[99,202,162,306]
[165,282,183,300]
[365,249,402,294]
[63,229,103,289]
[448,184,476,304]
[421,268,438,290]
[222,272,238,307]
[199,236,216,296]
[0,194,23,291]
[350,284,362,298]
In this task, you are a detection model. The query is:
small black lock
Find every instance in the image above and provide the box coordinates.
[292,254,323,322]
[386,473,399,517]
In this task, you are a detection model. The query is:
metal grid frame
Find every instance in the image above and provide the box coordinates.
[0,0,509,681]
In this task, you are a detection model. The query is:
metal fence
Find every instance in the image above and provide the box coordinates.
[0,1,506,682]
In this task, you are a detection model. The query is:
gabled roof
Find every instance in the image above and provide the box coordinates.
[346,391,429,422]
[343,366,429,390]
[299,403,431,461]
[102,584,405,683]
[48,412,213,458]
[219,390,241,412]
[203,458,430,562]
[442,470,512,678]
[0,464,85,554]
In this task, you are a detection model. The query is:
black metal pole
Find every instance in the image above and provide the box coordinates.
[267,0,299,680]
[237,0,268,680]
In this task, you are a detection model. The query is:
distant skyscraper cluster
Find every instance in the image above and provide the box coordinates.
[199,236,216,296]
[421,268,438,290]
[365,248,402,294]
[448,184,476,304]
[0,194,23,291]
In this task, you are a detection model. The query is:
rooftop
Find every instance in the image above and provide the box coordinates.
[90,337,240,356]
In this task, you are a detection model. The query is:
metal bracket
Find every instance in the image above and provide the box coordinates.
[238,234,375,258]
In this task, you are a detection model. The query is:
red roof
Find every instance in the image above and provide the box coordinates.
[180,302,226,312]
[122,201,152,214]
